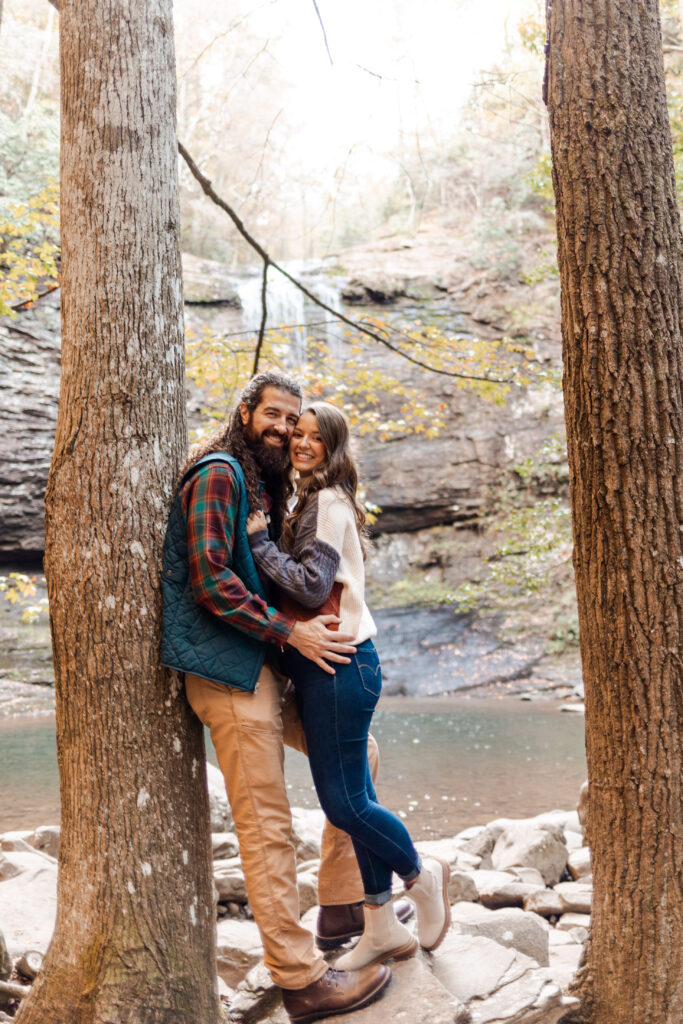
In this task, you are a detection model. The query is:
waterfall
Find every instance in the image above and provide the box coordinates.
[234,264,343,368]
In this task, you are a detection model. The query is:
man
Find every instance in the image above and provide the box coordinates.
[161,370,394,1022]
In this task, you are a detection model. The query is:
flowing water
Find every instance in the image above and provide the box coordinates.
[0,697,585,836]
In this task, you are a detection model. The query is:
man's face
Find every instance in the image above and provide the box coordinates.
[240,386,301,471]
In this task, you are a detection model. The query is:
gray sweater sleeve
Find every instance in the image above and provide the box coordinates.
[248,497,341,609]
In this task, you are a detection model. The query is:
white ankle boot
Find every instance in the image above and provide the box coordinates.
[334,902,418,970]
[406,857,451,951]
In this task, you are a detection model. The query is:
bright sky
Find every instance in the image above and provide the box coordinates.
[249,0,533,171]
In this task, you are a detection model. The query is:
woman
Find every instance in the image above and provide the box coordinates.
[246,401,451,970]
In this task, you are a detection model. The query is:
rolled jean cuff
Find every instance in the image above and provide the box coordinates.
[401,857,422,885]
[364,888,393,907]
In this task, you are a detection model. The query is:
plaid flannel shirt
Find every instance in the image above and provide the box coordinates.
[180,463,294,644]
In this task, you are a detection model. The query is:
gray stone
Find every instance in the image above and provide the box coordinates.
[206,762,233,833]
[478,881,546,911]
[212,833,240,861]
[290,807,324,861]
[0,295,61,558]
[0,854,21,882]
[567,847,591,880]
[215,918,263,987]
[556,913,590,932]
[564,830,583,853]
[182,253,241,305]
[492,824,568,886]
[31,827,60,859]
[548,941,583,992]
[511,867,546,887]
[0,931,10,982]
[431,932,578,1023]
[449,870,478,904]
[552,882,592,915]
[296,871,318,916]
[229,962,279,1024]
[214,858,247,903]
[0,850,57,955]
[451,903,550,966]
[0,837,55,863]
[265,955,467,1024]
[531,810,582,837]
[523,890,566,918]
[415,837,466,868]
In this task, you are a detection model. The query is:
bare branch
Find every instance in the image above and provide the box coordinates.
[178,142,510,383]
[179,2,277,81]
[0,979,31,1001]
[10,282,60,312]
[47,0,59,9]
[252,259,269,375]
[311,0,333,65]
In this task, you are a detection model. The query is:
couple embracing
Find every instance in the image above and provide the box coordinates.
[161,370,451,1023]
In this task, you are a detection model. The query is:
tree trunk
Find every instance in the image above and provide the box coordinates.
[546,1,683,1022]
[16,2,221,1022]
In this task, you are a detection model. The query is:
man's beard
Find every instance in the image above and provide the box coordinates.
[248,431,290,476]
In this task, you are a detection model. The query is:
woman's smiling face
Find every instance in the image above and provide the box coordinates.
[289,411,327,476]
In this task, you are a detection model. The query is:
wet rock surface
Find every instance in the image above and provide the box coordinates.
[374,606,544,696]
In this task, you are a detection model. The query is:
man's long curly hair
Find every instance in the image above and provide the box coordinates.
[179,370,303,538]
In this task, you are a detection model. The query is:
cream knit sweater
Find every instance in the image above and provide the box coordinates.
[248,485,377,645]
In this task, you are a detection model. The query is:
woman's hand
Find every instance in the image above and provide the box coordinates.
[246,510,268,535]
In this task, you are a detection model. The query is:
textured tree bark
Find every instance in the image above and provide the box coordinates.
[546,1,683,1021]
[16,2,221,1022]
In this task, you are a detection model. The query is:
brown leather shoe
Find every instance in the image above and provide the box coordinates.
[316,898,414,950]
[281,964,391,1024]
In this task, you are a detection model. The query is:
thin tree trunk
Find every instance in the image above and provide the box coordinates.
[16,2,221,1022]
[546,1,683,1022]
[21,6,55,134]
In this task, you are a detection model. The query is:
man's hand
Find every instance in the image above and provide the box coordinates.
[288,615,356,674]
[247,510,268,535]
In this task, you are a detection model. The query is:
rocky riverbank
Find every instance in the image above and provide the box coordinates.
[0,768,590,1023]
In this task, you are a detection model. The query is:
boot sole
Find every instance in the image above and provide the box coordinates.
[421,857,452,953]
[286,967,392,1024]
[362,936,419,967]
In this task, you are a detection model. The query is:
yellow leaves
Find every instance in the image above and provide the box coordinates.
[0,181,60,317]
[184,313,536,445]
[0,573,48,624]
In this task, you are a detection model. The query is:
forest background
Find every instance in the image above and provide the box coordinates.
[4,0,683,661]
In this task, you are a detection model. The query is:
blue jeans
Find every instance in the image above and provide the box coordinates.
[283,639,421,905]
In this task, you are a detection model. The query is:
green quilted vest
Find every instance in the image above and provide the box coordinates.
[160,453,270,691]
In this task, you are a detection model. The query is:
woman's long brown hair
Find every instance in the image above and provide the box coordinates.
[280,402,369,556]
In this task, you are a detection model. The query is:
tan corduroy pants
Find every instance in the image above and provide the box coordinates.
[185,664,379,989]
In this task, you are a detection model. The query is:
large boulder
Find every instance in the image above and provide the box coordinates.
[215,918,263,987]
[552,883,592,915]
[213,857,247,903]
[211,832,239,860]
[431,932,578,1024]
[470,870,546,910]
[567,847,591,880]
[205,762,233,833]
[290,807,324,861]
[491,823,568,886]
[450,903,550,967]
[0,850,57,955]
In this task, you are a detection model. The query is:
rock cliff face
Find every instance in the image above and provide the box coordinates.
[0,294,60,561]
[0,246,562,561]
